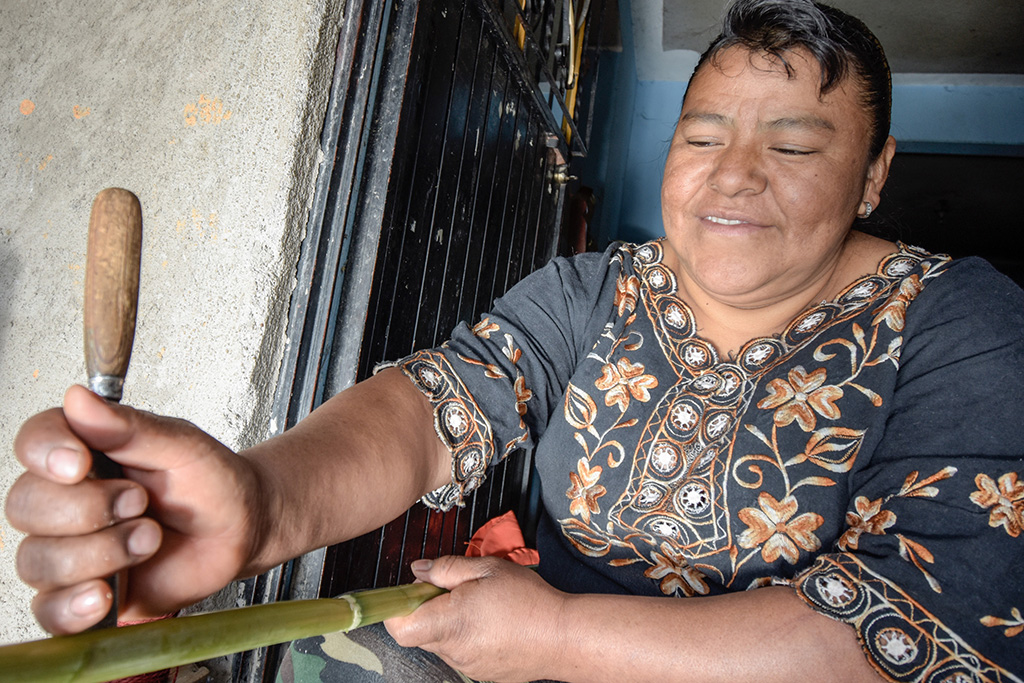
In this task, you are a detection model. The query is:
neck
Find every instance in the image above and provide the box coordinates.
[665,232,896,359]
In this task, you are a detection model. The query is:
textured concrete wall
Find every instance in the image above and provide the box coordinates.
[0,0,341,645]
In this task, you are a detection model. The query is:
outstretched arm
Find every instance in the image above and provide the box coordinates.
[6,367,449,634]
[240,366,452,574]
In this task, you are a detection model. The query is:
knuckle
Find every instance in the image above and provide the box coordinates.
[15,527,128,589]
[433,554,460,572]
[4,476,31,529]
[7,476,115,535]
[13,409,69,465]
[467,555,505,581]
[17,538,75,587]
[15,539,57,587]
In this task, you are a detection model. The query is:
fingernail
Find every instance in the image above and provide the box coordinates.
[70,585,107,618]
[114,487,147,520]
[127,523,160,557]
[411,559,433,574]
[46,448,81,480]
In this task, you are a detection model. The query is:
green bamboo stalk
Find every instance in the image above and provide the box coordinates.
[0,582,445,683]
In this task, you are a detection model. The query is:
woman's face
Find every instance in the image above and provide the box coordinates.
[661,46,892,308]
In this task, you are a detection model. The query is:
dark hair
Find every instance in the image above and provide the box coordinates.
[690,0,892,159]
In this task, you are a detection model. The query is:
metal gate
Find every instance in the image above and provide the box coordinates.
[235,0,607,678]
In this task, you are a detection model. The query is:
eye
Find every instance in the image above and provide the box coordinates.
[686,138,720,148]
[771,146,816,156]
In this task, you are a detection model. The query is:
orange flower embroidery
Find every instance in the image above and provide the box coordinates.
[758,366,843,432]
[872,275,924,332]
[970,472,1024,538]
[564,383,598,434]
[566,458,606,524]
[472,318,499,339]
[595,357,658,412]
[502,334,522,364]
[644,542,709,597]
[738,492,824,564]
[981,608,1024,638]
[513,374,532,417]
[839,496,896,550]
[614,274,641,316]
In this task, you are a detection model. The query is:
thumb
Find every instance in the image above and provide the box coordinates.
[409,555,505,591]
[63,384,212,471]
[62,384,134,452]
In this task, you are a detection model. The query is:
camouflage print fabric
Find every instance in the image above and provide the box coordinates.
[276,623,481,683]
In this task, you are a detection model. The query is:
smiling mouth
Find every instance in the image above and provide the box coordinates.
[704,216,747,226]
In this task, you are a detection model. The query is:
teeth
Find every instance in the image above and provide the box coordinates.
[705,216,745,226]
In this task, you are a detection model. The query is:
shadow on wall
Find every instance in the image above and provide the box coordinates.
[0,244,21,359]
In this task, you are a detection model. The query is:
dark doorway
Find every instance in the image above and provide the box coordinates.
[866,152,1024,287]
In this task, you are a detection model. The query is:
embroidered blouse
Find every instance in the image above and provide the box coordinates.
[387,240,1024,681]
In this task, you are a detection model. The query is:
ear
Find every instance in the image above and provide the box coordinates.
[861,136,896,213]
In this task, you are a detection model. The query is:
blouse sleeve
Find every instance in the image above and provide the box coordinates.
[379,247,623,510]
[790,258,1024,682]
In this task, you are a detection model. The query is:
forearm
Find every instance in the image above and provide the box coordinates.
[546,586,880,683]
[238,367,449,575]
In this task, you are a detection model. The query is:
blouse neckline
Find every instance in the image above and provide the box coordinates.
[633,240,932,370]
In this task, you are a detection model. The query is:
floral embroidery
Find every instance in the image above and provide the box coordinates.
[981,607,1024,638]
[513,375,532,417]
[839,496,896,550]
[564,383,599,437]
[896,534,941,594]
[566,457,606,524]
[501,333,522,364]
[614,273,640,317]
[405,240,1023,683]
[833,468,956,593]
[595,357,658,412]
[738,492,824,564]
[471,317,499,339]
[758,366,843,432]
[872,274,924,332]
[541,242,996,676]
[458,354,507,379]
[970,472,1024,538]
[644,542,709,596]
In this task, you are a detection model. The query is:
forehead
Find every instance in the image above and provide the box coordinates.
[683,46,868,129]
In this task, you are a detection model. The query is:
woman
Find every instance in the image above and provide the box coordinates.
[8,1,1023,681]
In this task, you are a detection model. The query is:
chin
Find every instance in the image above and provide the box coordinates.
[693,265,772,298]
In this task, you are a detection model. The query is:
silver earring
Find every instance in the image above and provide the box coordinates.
[862,201,873,219]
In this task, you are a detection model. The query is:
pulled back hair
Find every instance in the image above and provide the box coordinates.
[692,0,892,159]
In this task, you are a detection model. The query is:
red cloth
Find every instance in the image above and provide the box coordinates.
[465,511,539,566]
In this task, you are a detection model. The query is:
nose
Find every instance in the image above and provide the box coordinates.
[707,142,767,197]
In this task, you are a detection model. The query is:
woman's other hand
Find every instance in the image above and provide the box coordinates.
[6,385,266,635]
[384,555,569,683]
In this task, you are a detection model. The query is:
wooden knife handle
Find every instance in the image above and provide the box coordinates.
[83,188,141,629]
[84,188,142,402]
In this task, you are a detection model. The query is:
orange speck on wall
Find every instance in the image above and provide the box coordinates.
[19,99,35,115]
[73,105,91,119]
[183,94,232,126]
